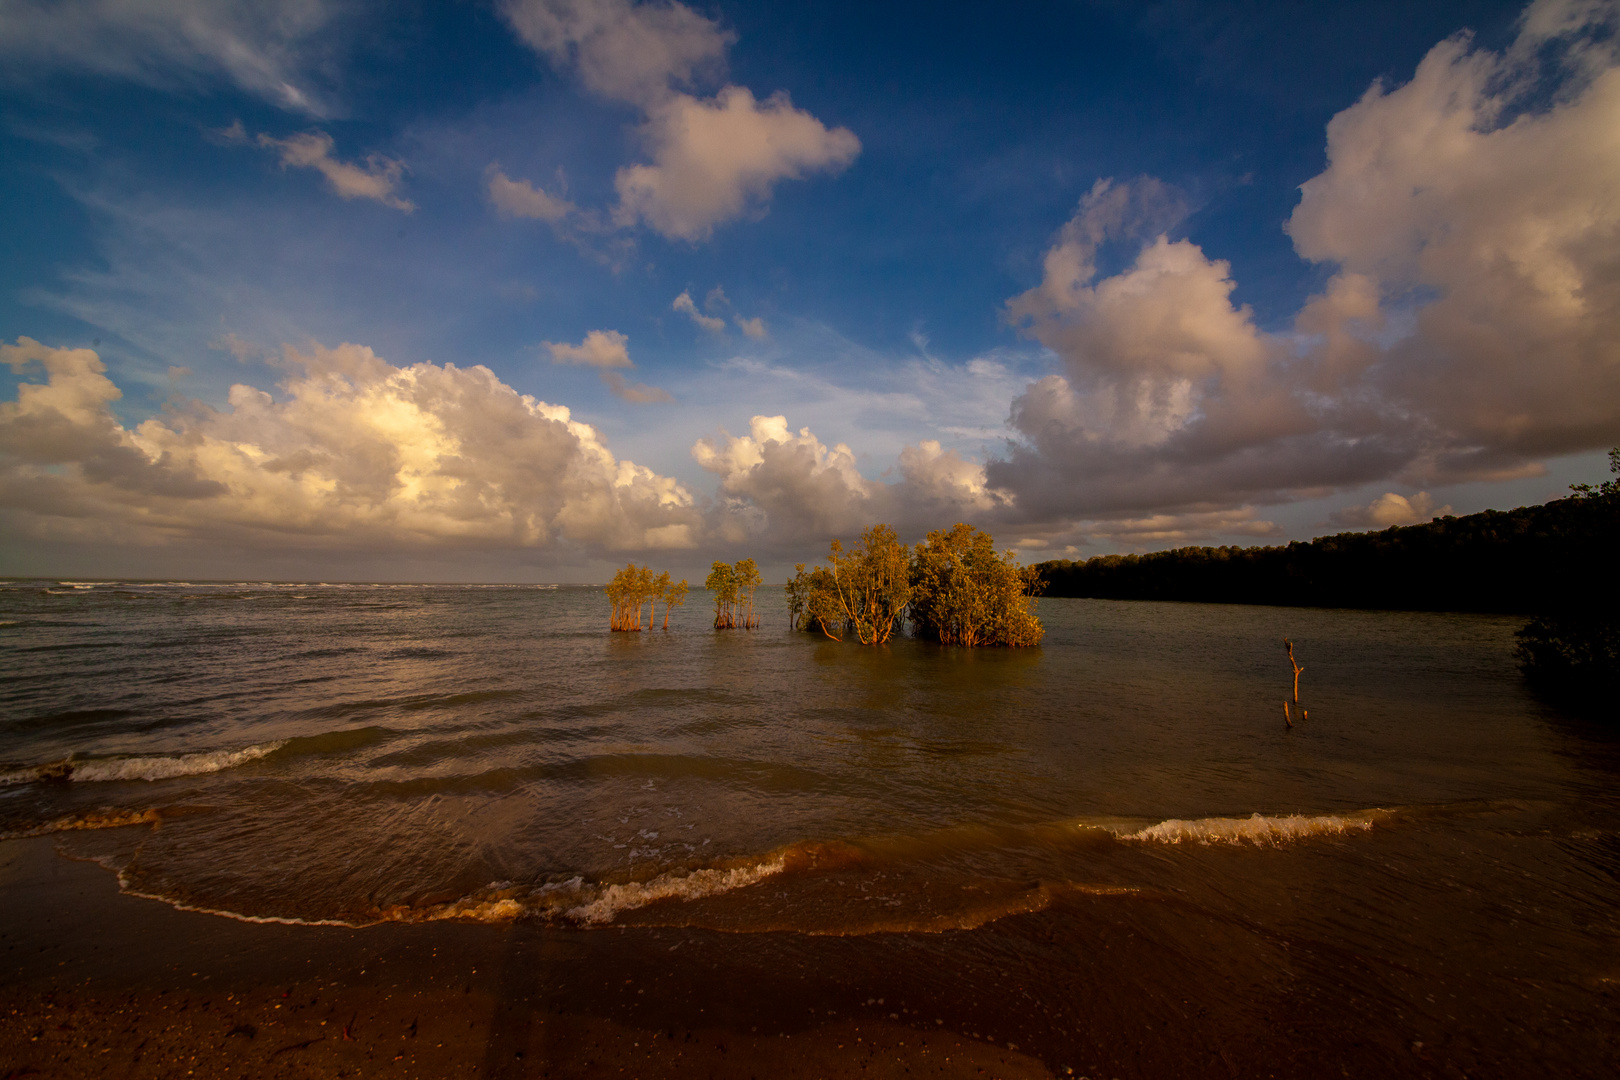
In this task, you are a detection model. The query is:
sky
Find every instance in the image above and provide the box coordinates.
[1,0,1618,582]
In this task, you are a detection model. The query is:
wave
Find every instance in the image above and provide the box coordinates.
[1,808,161,840]
[101,851,792,931]
[55,809,1401,933]
[0,741,285,786]
[376,852,791,927]
[1109,810,1383,846]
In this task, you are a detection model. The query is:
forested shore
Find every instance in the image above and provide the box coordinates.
[1034,481,1618,615]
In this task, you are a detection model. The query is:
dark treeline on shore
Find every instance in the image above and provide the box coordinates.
[1036,451,1620,714]
[1035,485,1618,615]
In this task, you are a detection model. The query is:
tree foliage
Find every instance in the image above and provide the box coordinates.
[606,564,656,631]
[705,558,763,630]
[734,557,762,629]
[823,524,912,644]
[662,576,689,631]
[607,564,685,631]
[1514,447,1620,715]
[787,522,1042,647]
[786,561,842,636]
[909,523,1044,647]
[1514,612,1619,715]
[705,561,738,628]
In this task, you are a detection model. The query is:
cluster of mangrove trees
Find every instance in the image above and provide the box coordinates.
[787,523,1043,647]
[606,565,688,631]
[704,558,764,629]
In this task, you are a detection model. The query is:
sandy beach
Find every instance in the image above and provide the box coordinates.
[0,835,1064,1079]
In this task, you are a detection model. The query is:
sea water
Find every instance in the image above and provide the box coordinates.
[3,580,1617,1070]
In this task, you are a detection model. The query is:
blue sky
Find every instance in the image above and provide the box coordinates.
[1,0,1617,581]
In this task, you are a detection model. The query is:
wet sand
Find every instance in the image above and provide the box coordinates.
[0,836,1059,1078]
[12,831,1614,1079]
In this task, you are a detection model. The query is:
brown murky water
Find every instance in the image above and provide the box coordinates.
[2,581,1618,1075]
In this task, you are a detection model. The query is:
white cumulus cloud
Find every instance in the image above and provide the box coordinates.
[990,0,1620,529]
[498,0,859,242]
[0,337,697,551]
[692,415,999,546]
[1287,0,1620,468]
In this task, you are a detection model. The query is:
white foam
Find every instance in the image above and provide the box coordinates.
[1,741,285,786]
[365,855,790,928]
[1115,811,1376,846]
[565,856,788,924]
[117,877,356,927]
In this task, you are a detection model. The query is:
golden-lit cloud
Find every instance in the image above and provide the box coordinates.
[257,130,414,211]
[0,337,697,551]
[991,0,1620,524]
[692,415,998,544]
[1331,492,1452,529]
[614,87,860,241]
[1288,0,1620,465]
[544,329,633,368]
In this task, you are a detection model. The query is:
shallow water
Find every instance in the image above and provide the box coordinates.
[3,580,1618,1071]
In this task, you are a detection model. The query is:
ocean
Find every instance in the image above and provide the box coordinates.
[2,579,1617,1076]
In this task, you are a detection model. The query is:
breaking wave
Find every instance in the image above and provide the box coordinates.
[1111,810,1383,846]
[379,853,791,927]
[0,741,285,786]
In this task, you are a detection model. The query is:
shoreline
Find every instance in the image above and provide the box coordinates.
[5,820,1619,1078]
[1,835,1056,1078]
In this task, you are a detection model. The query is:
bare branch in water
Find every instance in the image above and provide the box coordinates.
[1284,639,1304,703]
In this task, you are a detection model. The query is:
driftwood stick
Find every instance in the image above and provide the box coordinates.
[1283,700,1293,729]
[1283,639,1304,703]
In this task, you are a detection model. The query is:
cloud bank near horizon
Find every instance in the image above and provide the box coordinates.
[0,337,698,554]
